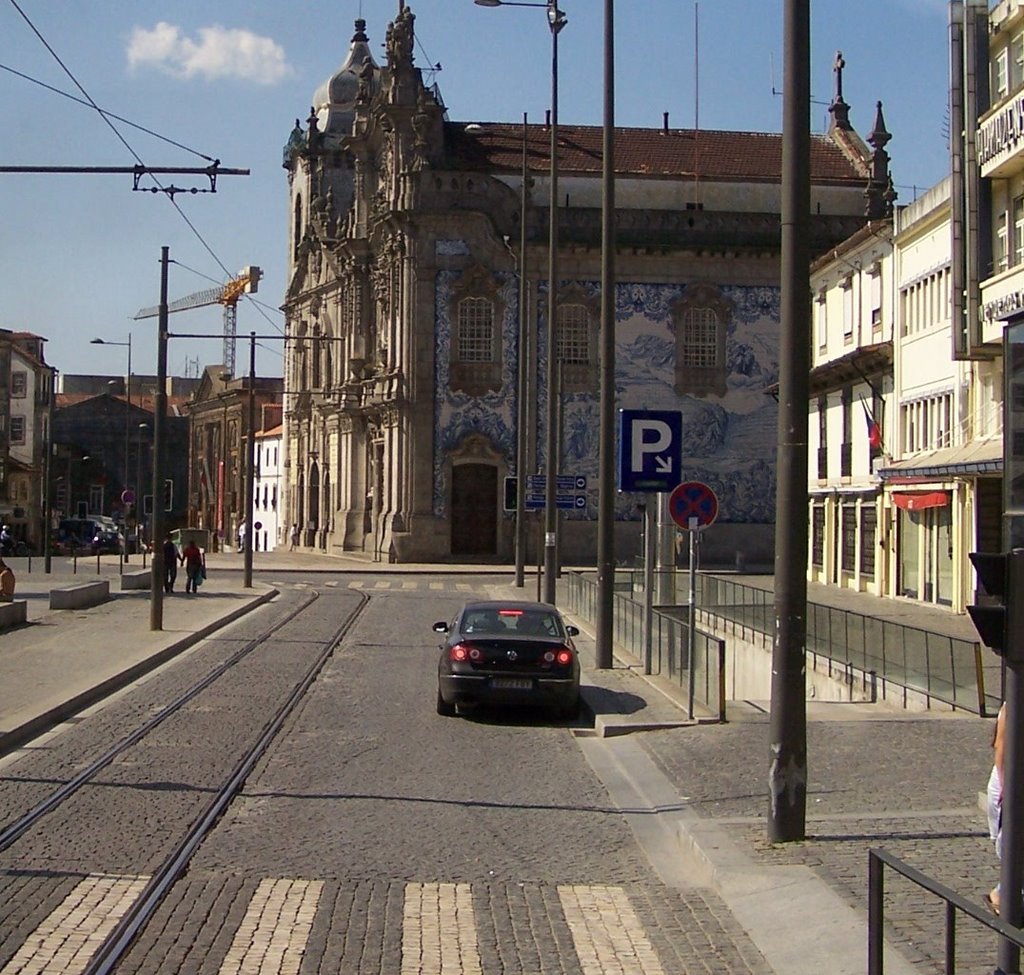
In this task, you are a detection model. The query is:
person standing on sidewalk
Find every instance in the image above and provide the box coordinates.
[289,523,299,551]
[181,538,204,594]
[237,520,247,554]
[162,535,178,593]
[987,702,1007,914]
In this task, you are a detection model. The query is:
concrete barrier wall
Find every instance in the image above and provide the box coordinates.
[50,580,110,610]
[0,600,27,629]
[120,570,152,591]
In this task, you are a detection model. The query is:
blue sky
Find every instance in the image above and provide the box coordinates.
[1,0,952,381]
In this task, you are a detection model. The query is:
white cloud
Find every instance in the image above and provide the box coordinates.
[126,22,293,84]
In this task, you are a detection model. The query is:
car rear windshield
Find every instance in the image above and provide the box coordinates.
[462,609,563,637]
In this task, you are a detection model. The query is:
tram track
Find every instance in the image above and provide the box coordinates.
[0,586,370,975]
[79,588,370,975]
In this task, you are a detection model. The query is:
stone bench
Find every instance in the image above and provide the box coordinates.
[0,600,27,629]
[49,580,110,610]
[120,570,152,591]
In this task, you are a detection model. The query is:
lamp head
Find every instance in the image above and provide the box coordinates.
[90,338,105,345]
[474,0,502,5]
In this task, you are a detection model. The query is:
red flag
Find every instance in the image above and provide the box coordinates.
[862,400,882,449]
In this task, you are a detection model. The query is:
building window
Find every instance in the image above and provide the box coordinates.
[840,387,852,477]
[816,291,827,348]
[558,304,589,364]
[448,265,504,396]
[1014,196,1024,267]
[841,505,857,573]
[671,283,732,397]
[811,505,825,567]
[555,287,599,393]
[842,277,854,338]
[859,505,876,577]
[817,396,828,480]
[10,372,26,398]
[457,298,494,361]
[9,416,25,444]
[995,47,1010,99]
[1014,31,1024,90]
[997,210,1010,273]
[869,268,882,329]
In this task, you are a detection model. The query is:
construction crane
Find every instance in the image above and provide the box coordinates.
[134,265,261,376]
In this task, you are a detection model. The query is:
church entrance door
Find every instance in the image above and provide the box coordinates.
[451,464,497,556]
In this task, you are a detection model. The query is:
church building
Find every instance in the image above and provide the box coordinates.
[282,4,890,565]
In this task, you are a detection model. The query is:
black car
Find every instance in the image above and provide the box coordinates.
[434,600,581,719]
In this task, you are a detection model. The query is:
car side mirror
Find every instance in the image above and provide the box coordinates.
[433,621,449,633]
[566,625,579,637]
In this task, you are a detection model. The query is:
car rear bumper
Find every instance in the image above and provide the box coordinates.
[439,672,578,709]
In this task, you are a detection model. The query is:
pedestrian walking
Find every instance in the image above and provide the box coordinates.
[986,702,1007,915]
[289,523,299,551]
[181,538,205,594]
[237,520,247,553]
[162,535,178,593]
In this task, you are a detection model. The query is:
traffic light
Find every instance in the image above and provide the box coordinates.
[968,550,1024,658]
[163,478,173,512]
[503,476,518,513]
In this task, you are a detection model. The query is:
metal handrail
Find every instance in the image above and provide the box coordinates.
[696,573,993,715]
[868,847,1023,975]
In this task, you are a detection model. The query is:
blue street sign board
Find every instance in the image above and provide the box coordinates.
[526,474,586,492]
[618,409,683,492]
[524,493,580,511]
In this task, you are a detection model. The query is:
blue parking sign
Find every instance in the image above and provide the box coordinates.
[618,410,682,492]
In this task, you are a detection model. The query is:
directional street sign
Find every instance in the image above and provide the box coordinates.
[668,481,719,530]
[618,409,683,492]
[505,474,588,512]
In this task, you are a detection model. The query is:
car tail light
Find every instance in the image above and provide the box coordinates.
[542,647,574,666]
[450,643,483,662]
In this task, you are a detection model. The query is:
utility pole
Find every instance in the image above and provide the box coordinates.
[150,247,169,631]
[767,0,809,843]
[244,333,256,589]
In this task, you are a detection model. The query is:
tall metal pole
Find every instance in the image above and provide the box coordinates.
[150,246,169,631]
[595,0,616,668]
[244,332,256,588]
[998,553,1024,973]
[767,0,809,843]
[124,335,132,563]
[515,113,530,588]
[542,1,565,605]
[43,366,55,573]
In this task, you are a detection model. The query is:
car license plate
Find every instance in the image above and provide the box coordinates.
[491,677,532,690]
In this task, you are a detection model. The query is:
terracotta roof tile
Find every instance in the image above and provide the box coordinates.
[447,122,865,184]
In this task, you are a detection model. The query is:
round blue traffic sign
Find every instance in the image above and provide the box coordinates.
[668,481,718,530]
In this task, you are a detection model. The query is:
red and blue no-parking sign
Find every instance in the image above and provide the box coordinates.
[668,481,718,530]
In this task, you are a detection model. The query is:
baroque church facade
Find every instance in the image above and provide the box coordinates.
[281,4,889,566]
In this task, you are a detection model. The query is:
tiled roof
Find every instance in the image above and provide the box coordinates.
[446,122,866,184]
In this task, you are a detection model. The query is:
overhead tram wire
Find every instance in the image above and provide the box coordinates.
[0,63,217,162]
[7,0,252,296]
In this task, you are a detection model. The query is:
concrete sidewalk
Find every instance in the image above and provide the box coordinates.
[0,551,1005,974]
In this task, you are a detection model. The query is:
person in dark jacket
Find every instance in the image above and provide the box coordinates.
[162,536,178,593]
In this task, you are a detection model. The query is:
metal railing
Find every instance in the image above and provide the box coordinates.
[563,571,726,720]
[868,847,1021,974]
[696,574,993,715]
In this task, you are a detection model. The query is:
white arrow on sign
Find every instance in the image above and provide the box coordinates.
[631,419,674,473]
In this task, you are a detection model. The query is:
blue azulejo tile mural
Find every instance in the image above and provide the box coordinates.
[434,264,780,526]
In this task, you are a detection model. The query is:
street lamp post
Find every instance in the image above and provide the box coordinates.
[475,0,566,605]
